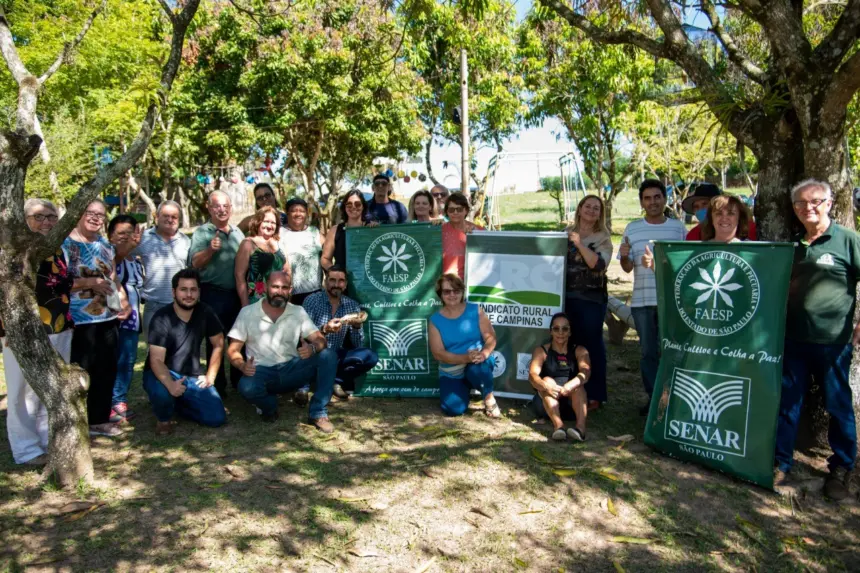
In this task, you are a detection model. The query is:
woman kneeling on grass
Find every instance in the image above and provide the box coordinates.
[528,313,591,441]
[428,273,502,418]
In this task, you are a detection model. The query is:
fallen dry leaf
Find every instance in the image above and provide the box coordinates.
[607,498,618,517]
[613,561,626,573]
[801,537,817,546]
[421,468,437,478]
[553,468,577,477]
[224,465,246,479]
[56,501,102,515]
[348,548,381,558]
[518,509,544,515]
[414,556,437,573]
[611,536,653,545]
[607,434,636,443]
[265,485,285,490]
[514,557,528,569]
[597,470,621,482]
[336,497,369,503]
[470,506,493,519]
[530,447,549,463]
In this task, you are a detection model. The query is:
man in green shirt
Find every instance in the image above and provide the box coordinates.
[189,190,246,396]
[776,179,859,501]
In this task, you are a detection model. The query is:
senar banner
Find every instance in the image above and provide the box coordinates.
[465,231,567,397]
[345,223,442,397]
[643,241,794,489]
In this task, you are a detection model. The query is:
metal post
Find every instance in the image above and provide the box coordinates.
[460,48,469,195]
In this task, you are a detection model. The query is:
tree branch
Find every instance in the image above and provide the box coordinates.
[823,49,860,122]
[37,0,106,86]
[157,0,177,25]
[0,10,30,84]
[812,0,860,71]
[536,0,669,59]
[37,0,201,261]
[700,0,768,84]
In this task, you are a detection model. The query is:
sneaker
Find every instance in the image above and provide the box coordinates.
[332,384,350,400]
[23,454,48,466]
[551,428,567,441]
[823,467,851,501]
[309,416,334,434]
[293,389,310,406]
[567,427,586,442]
[155,421,175,436]
[89,423,123,437]
[109,402,136,422]
[261,412,280,424]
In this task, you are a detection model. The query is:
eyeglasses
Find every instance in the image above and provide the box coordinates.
[447,206,466,214]
[85,210,106,221]
[432,193,448,199]
[27,213,58,223]
[255,191,274,201]
[373,182,388,188]
[441,288,463,296]
[792,198,828,209]
[551,326,571,333]
[345,201,363,209]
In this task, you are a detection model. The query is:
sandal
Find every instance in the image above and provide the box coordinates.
[551,428,567,441]
[484,399,502,419]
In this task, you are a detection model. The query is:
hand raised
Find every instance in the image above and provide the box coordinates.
[619,236,631,258]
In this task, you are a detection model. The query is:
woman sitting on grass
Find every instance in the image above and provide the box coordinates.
[428,273,501,418]
[528,312,591,441]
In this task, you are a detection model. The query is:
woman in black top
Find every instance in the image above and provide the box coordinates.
[321,189,374,271]
[528,312,591,441]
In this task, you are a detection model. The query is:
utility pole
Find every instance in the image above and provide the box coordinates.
[460,48,469,196]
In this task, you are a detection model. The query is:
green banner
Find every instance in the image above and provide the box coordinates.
[465,231,568,396]
[643,242,794,489]
[345,223,442,397]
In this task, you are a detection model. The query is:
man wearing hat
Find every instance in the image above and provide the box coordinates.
[366,174,408,225]
[682,183,757,240]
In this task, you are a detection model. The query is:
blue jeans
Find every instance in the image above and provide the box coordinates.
[142,370,227,427]
[565,297,608,403]
[238,349,337,420]
[776,339,857,473]
[113,328,140,406]
[631,306,659,397]
[200,285,242,396]
[440,359,495,417]
[336,347,379,391]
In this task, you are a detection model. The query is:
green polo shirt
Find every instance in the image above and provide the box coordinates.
[786,222,860,344]
[188,222,245,290]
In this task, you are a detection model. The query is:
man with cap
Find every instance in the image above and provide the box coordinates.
[366,174,408,225]
[238,182,287,234]
[683,183,757,240]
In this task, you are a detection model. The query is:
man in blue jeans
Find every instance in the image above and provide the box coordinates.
[227,271,337,432]
[144,269,227,436]
[617,180,687,415]
[776,179,858,501]
[303,265,378,400]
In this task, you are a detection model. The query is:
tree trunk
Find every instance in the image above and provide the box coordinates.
[425,125,440,186]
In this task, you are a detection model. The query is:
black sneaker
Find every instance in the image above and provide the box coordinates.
[261,412,280,424]
[567,427,586,442]
[293,390,310,406]
[823,467,851,501]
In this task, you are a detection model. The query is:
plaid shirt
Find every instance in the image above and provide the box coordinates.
[302,291,363,350]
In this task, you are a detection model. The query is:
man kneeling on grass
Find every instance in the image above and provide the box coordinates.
[144,269,227,436]
[227,271,337,432]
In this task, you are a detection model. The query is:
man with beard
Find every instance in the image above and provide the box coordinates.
[143,269,227,436]
[303,266,378,399]
[227,271,337,432]
[617,179,686,415]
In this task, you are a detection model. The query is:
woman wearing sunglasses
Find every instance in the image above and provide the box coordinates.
[321,189,376,271]
[429,273,501,418]
[528,312,591,441]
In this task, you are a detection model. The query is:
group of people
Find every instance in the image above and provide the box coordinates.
[2,175,856,502]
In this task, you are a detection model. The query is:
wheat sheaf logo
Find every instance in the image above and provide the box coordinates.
[674,251,760,337]
[372,321,425,356]
[673,371,745,424]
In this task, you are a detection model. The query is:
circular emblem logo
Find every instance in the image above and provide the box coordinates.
[364,232,426,294]
[491,351,506,378]
[673,251,760,337]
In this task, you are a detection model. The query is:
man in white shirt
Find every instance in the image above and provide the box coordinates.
[226,271,336,432]
[617,179,687,415]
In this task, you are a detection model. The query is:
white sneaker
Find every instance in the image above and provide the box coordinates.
[89,423,122,437]
[567,427,586,442]
[551,428,567,441]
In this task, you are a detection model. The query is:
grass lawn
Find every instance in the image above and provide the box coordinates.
[1,191,858,572]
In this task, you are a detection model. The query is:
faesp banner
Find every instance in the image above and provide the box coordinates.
[465,231,567,397]
[345,223,442,397]
[643,241,794,489]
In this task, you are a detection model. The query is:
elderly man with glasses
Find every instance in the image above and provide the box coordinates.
[365,174,408,225]
[133,200,191,335]
[775,179,859,501]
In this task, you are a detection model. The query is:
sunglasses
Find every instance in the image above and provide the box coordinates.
[255,191,274,201]
[441,288,463,296]
[551,326,570,333]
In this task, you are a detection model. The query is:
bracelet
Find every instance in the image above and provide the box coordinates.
[311,345,317,356]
